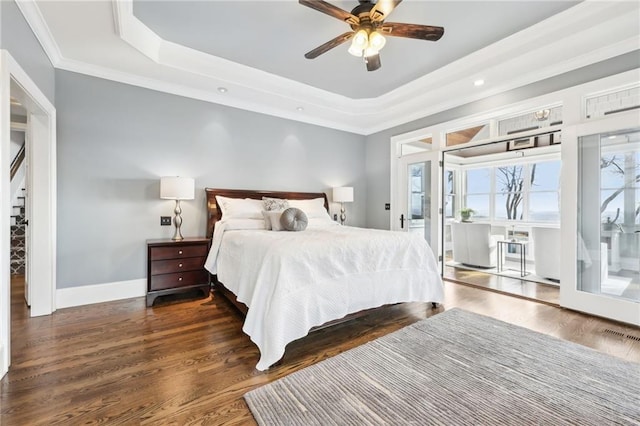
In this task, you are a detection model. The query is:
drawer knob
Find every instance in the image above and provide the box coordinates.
[178,263,183,268]
[178,277,183,281]
[178,250,183,255]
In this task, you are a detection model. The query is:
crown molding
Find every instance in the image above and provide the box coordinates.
[16,0,640,136]
[15,0,62,65]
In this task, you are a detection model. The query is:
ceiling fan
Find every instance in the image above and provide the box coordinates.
[299,0,444,72]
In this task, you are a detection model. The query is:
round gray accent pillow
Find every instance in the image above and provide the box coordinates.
[280,207,308,231]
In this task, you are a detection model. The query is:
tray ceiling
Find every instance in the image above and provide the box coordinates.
[132,1,578,99]
[20,1,640,134]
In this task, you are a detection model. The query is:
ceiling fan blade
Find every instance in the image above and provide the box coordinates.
[370,0,402,22]
[380,23,444,41]
[299,0,359,25]
[365,53,381,72]
[304,32,355,59]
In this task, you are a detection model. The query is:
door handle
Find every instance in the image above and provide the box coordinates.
[400,214,405,229]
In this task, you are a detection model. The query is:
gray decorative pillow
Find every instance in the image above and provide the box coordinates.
[262,197,289,211]
[280,207,308,232]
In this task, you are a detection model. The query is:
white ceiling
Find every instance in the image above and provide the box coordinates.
[20,1,640,134]
[131,1,579,99]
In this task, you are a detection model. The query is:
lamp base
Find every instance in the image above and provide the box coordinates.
[172,199,184,241]
[340,203,346,225]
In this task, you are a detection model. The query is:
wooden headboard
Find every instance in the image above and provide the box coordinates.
[205,188,330,238]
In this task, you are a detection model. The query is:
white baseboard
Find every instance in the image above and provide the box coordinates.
[0,345,7,379]
[56,278,146,309]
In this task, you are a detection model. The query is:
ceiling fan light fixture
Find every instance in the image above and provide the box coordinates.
[348,44,363,57]
[363,46,379,58]
[368,31,386,51]
[352,29,369,50]
[299,0,444,72]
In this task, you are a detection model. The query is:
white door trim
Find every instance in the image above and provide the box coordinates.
[0,50,57,379]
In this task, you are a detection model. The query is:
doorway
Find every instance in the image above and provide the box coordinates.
[390,137,442,268]
[442,138,562,305]
[1,51,57,378]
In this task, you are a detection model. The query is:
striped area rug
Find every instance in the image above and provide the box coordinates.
[245,308,640,425]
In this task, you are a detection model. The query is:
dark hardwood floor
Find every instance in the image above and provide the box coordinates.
[443,265,560,305]
[2,274,639,425]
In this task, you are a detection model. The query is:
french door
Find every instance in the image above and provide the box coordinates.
[561,113,640,325]
[395,151,442,268]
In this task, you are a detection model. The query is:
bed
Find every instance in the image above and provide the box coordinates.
[204,188,444,370]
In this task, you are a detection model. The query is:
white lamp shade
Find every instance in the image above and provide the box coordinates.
[333,187,354,203]
[160,176,195,200]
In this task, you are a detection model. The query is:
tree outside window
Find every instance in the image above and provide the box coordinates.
[495,165,526,220]
[600,151,640,225]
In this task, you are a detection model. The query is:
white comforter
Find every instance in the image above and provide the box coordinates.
[204,221,444,370]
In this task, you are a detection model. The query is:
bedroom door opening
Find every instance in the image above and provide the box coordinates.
[1,51,57,380]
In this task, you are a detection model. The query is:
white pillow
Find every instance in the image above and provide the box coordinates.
[306,216,338,229]
[287,198,331,219]
[216,196,263,220]
[222,218,267,230]
[262,210,284,231]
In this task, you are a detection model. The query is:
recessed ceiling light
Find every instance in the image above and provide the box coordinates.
[217,87,228,93]
[474,79,485,87]
[608,135,617,139]
[296,106,304,112]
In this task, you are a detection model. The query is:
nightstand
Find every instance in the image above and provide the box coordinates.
[146,237,211,306]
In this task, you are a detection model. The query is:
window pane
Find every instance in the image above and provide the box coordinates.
[497,105,562,136]
[495,166,524,194]
[530,161,560,191]
[445,195,454,218]
[410,164,424,192]
[465,194,490,219]
[529,192,559,222]
[446,124,490,146]
[601,189,624,223]
[445,170,455,195]
[636,188,640,225]
[600,155,626,188]
[466,168,491,193]
[495,192,524,220]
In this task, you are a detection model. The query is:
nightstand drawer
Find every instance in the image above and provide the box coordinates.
[149,244,208,261]
[151,257,205,275]
[149,270,209,291]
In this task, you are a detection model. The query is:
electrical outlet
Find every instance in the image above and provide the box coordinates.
[160,216,171,226]
[385,203,391,210]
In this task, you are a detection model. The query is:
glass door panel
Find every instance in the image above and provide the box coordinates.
[578,129,640,303]
[397,151,441,269]
[408,160,431,243]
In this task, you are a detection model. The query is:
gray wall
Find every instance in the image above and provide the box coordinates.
[364,51,640,230]
[1,0,55,104]
[56,70,366,289]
